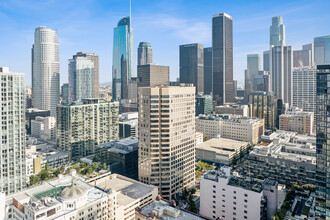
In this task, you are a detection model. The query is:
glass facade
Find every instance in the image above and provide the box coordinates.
[245,54,261,100]
[204,47,213,95]
[314,36,330,65]
[316,65,330,219]
[112,17,133,100]
[270,16,285,46]
[212,13,234,105]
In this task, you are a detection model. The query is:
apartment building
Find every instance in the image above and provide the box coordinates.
[235,130,316,186]
[56,98,119,160]
[138,85,196,200]
[200,168,278,220]
[279,108,314,135]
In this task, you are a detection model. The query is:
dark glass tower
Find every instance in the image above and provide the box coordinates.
[315,65,330,219]
[138,42,152,65]
[212,13,234,105]
[179,43,204,94]
[204,47,212,95]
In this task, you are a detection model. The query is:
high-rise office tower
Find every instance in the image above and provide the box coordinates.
[179,43,204,94]
[249,91,277,130]
[212,13,234,105]
[112,17,133,100]
[293,44,314,67]
[204,47,213,95]
[56,99,119,160]
[233,80,237,98]
[138,85,196,200]
[72,52,99,98]
[270,16,285,46]
[292,67,316,113]
[138,42,152,65]
[314,35,330,65]
[315,65,330,219]
[196,95,213,116]
[245,54,261,100]
[263,50,270,71]
[68,53,96,101]
[137,64,169,87]
[271,46,293,105]
[254,71,270,92]
[61,83,69,102]
[0,67,26,195]
[32,26,60,116]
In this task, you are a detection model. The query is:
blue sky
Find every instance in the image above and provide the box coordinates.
[0,0,329,88]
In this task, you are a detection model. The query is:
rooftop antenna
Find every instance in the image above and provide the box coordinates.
[129,0,132,29]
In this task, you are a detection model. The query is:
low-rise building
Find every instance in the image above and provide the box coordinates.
[119,112,138,138]
[195,132,204,146]
[279,108,314,135]
[4,175,117,219]
[196,95,213,116]
[90,173,158,220]
[135,197,207,220]
[200,168,278,220]
[31,116,56,140]
[26,108,51,134]
[236,130,316,186]
[196,114,264,144]
[215,104,249,116]
[196,138,249,165]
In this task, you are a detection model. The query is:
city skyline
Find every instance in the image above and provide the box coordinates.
[1,0,329,87]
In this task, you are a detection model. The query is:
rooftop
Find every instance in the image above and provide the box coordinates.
[197,138,249,156]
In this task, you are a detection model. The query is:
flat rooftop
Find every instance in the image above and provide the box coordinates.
[197,138,249,156]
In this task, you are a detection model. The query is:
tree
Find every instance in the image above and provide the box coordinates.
[39,170,50,181]
[54,169,60,177]
[196,161,207,170]
[191,187,197,195]
[231,154,237,167]
[83,166,93,175]
[187,194,196,213]
[92,162,99,171]
[103,162,107,170]
[29,175,39,185]
[80,162,87,168]
[45,162,49,171]
[239,146,244,159]
[204,136,210,142]
[71,163,79,170]
[60,165,65,171]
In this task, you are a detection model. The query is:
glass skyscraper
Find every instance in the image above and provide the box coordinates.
[212,13,234,105]
[112,16,133,100]
[316,65,330,219]
[138,42,152,65]
[270,16,285,46]
[314,35,330,65]
[203,47,212,95]
[245,54,261,100]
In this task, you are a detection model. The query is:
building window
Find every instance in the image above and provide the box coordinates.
[244,199,247,203]
[233,191,236,194]
[233,196,236,199]
[244,194,248,197]
[213,185,216,188]
[244,216,247,219]
[244,210,247,214]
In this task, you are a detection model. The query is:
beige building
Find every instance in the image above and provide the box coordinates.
[138,85,196,200]
[196,138,249,165]
[89,173,158,220]
[279,108,314,135]
[137,64,169,87]
[196,114,264,144]
[215,104,249,116]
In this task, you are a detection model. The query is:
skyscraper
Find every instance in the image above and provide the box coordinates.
[314,35,330,65]
[138,85,196,200]
[263,50,270,71]
[245,54,261,100]
[212,13,234,105]
[112,16,133,100]
[137,64,169,87]
[293,44,313,67]
[72,52,99,98]
[32,26,60,116]
[203,47,213,95]
[68,53,95,101]
[0,67,26,195]
[270,16,285,46]
[315,65,330,219]
[271,45,293,105]
[138,42,152,65]
[179,43,204,94]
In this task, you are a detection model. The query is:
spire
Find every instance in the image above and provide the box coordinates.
[129,0,131,31]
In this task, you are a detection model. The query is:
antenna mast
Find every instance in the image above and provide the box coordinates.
[129,0,131,29]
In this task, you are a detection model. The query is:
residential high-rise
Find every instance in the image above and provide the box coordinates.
[270,45,293,105]
[212,13,234,105]
[270,16,285,46]
[292,67,317,113]
[0,67,26,195]
[32,26,60,116]
[279,108,314,135]
[138,42,152,65]
[72,52,99,98]
[315,65,330,219]
[137,64,169,87]
[196,95,213,116]
[68,53,95,101]
[179,43,204,94]
[204,47,213,94]
[293,44,313,67]
[56,99,119,160]
[245,54,261,100]
[249,92,277,130]
[314,35,330,65]
[112,16,133,100]
[138,85,196,200]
